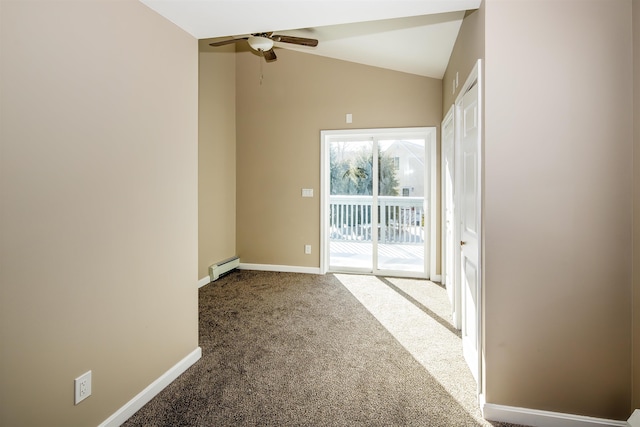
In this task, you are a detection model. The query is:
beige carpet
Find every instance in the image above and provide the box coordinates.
[123,270,525,427]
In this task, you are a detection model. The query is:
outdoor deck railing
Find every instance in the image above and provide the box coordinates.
[329,195,425,244]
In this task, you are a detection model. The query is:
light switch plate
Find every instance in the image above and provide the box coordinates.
[302,189,313,197]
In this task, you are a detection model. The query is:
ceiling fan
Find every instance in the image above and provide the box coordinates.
[209,32,318,62]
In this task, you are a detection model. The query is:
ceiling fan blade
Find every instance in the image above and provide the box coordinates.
[208,37,248,47]
[262,48,277,62]
[272,35,318,47]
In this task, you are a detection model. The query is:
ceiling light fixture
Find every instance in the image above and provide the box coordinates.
[247,36,274,52]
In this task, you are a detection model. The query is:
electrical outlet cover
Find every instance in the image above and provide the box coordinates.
[74,371,92,405]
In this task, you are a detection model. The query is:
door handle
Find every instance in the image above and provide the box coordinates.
[460,241,467,246]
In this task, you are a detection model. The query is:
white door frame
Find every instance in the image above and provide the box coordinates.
[320,127,437,280]
[441,105,461,329]
[453,59,483,394]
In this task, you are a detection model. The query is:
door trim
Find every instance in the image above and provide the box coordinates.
[441,104,461,329]
[320,127,437,280]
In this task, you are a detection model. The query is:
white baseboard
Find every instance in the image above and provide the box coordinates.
[99,347,202,427]
[238,263,321,275]
[481,400,627,427]
[629,410,640,426]
[198,276,211,288]
[430,274,442,282]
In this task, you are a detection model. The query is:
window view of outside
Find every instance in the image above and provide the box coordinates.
[329,139,426,273]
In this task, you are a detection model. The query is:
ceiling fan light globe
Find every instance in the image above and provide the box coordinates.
[247,36,274,52]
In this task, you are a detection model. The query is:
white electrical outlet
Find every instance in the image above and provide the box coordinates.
[305,245,311,254]
[74,371,92,405]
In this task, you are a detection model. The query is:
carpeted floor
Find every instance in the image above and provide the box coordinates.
[123,270,524,426]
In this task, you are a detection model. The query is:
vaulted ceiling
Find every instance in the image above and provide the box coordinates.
[140,0,481,78]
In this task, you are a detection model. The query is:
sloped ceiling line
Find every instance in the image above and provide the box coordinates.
[140,0,481,78]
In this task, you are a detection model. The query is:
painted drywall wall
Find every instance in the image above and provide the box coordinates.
[442,6,485,113]
[199,46,237,279]
[633,0,640,412]
[484,0,633,420]
[235,48,441,268]
[0,1,199,426]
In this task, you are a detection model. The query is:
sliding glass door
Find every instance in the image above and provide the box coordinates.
[322,128,433,278]
[328,139,374,271]
[377,139,426,273]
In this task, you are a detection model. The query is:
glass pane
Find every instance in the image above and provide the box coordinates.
[329,140,373,271]
[377,139,425,273]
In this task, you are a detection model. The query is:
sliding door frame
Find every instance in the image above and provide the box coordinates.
[320,127,437,280]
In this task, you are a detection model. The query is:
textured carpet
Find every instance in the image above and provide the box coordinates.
[123,271,524,426]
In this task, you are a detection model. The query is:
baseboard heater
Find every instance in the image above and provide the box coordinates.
[209,256,240,282]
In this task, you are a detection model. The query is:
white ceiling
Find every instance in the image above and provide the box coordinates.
[140,0,481,79]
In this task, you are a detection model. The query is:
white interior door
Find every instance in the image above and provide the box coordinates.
[441,107,460,328]
[459,81,481,383]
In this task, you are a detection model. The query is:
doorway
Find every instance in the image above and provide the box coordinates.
[440,60,483,388]
[320,128,437,279]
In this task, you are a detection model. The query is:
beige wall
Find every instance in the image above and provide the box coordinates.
[441,6,485,281]
[484,0,633,420]
[0,1,199,426]
[634,0,640,411]
[442,6,485,113]
[236,48,442,267]
[198,46,237,279]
